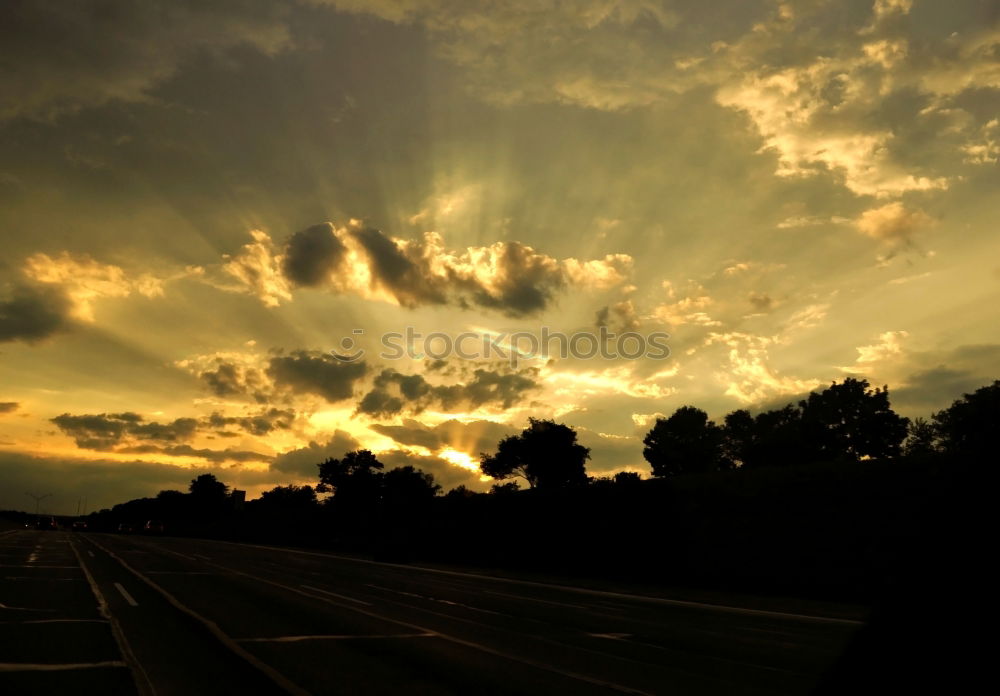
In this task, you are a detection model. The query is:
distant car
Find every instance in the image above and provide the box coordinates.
[143,520,165,535]
[71,520,88,531]
[35,517,58,531]
[117,522,134,533]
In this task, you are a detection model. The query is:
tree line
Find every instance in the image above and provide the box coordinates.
[77,377,996,598]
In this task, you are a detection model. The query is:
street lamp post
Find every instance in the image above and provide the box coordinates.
[25,492,52,517]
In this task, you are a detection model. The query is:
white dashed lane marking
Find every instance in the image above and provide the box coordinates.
[113,582,139,607]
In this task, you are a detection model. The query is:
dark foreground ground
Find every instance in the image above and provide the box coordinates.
[0,529,866,695]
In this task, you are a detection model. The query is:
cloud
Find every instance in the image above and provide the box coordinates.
[704,331,821,404]
[855,202,932,260]
[115,444,271,463]
[220,230,293,308]
[219,225,631,317]
[270,430,361,477]
[653,295,719,327]
[369,418,515,457]
[0,0,292,121]
[595,300,640,330]
[373,448,485,492]
[282,223,349,287]
[319,0,998,200]
[357,367,539,417]
[316,0,692,111]
[0,402,19,414]
[575,427,647,477]
[51,412,198,450]
[48,409,283,463]
[840,330,909,373]
[205,408,296,436]
[963,119,999,164]
[748,292,773,312]
[890,344,1000,414]
[198,360,269,401]
[267,351,369,403]
[712,1,995,197]
[0,283,73,343]
[22,251,165,321]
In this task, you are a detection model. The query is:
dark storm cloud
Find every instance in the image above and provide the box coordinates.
[369,418,516,456]
[51,412,198,450]
[0,402,18,414]
[357,367,539,417]
[198,361,269,402]
[267,351,368,402]
[269,430,361,477]
[116,444,271,463]
[205,408,296,436]
[891,344,1000,414]
[350,230,572,316]
[224,223,629,316]
[0,0,292,121]
[350,227,449,306]
[282,223,348,287]
[50,410,279,463]
[471,241,565,316]
[0,284,72,343]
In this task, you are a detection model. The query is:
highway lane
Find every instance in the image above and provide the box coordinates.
[0,529,136,695]
[18,531,865,696]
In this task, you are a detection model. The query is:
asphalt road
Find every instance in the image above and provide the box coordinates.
[0,530,865,695]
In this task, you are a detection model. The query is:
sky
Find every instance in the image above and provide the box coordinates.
[1,0,998,514]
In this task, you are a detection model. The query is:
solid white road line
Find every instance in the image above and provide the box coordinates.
[299,584,372,606]
[214,539,864,625]
[0,661,127,672]
[170,551,655,695]
[3,619,110,625]
[114,582,139,607]
[237,633,435,643]
[87,537,311,696]
[67,539,154,696]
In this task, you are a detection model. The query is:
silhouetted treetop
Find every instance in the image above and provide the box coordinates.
[253,484,317,511]
[480,418,590,489]
[798,378,908,461]
[643,406,731,476]
[932,380,1000,461]
[189,473,228,501]
[382,465,441,506]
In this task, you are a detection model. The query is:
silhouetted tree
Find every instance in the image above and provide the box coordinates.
[722,409,756,467]
[153,489,188,521]
[443,485,478,500]
[745,405,810,468]
[489,481,521,495]
[189,474,228,500]
[932,380,1000,461]
[643,406,730,476]
[253,485,317,512]
[613,471,642,486]
[799,378,909,461]
[382,466,440,508]
[480,418,590,489]
[317,449,384,505]
[903,417,939,458]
